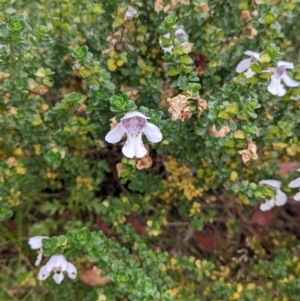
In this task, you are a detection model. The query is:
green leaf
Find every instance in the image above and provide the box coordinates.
[72,45,89,59]
[259,52,271,64]
[234,130,245,139]
[172,46,183,55]
[0,204,13,221]
[218,111,231,119]
[228,119,237,131]
[264,14,275,25]
[79,68,92,78]
[225,103,239,115]
[180,55,193,65]
[168,67,179,76]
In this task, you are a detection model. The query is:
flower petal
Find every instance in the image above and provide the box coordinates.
[53,272,64,284]
[122,134,147,158]
[35,251,43,266]
[142,122,163,143]
[244,50,260,59]
[288,176,300,188]
[260,199,275,211]
[125,9,137,18]
[66,262,77,279]
[274,189,287,206]
[277,61,294,69]
[267,78,286,96]
[244,67,255,78]
[259,179,281,189]
[38,265,50,281]
[46,255,68,272]
[281,72,299,87]
[161,46,173,53]
[105,124,126,144]
[121,111,148,120]
[28,236,48,250]
[236,58,251,73]
[175,28,188,38]
[293,191,300,201]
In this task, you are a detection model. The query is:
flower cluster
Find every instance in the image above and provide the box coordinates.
[28,236,77,284]
[236,51,299,96]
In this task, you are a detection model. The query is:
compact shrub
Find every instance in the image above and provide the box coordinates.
[1,0,300,300]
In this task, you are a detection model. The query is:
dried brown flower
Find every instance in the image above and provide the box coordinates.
[240,10,252,24]
[77,104,87,113]
[200,3,209,14]
[7,157,17,168]
[242,27,258,39]
[167,94,192,121]
[197,99,207,114]
[116,163,123,178]
[154,0,164,13]
[136,156,153,170]
[110,117,118,129]
[238,142,258,163]
[232,36,241,45]
[209,125,231,138]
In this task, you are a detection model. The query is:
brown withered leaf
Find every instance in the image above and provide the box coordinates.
[80,266,109,287]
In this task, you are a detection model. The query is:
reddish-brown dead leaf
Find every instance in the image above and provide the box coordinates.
[278,162,299,177]
[126,214,146,234]
[80,266,109,287]
[192,232,223,252]
[251,204,273,227]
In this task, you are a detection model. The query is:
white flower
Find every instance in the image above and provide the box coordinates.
[266,61,299,97]
[28,236,49,266]
[288,176,300,201]
[259,180,287,211]
[125,8,138,19]
[105,111,162,158]
[159,28,189,53]
[38,255,77,284]
[236,51,260,78]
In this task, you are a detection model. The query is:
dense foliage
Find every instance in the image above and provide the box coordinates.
[1,0,300,300]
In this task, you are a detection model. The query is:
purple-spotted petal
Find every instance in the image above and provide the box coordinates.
[38,265,50,281]
[267,78,286,96]
[281,72,299,87]
[236,58,251,73]
[66,262,77,279]
[46,255,68,273]
[175,28,188,39]
[122,134,147,158]
[105,124,126,144]
[142,122,162,143]
[289,177,300,188]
